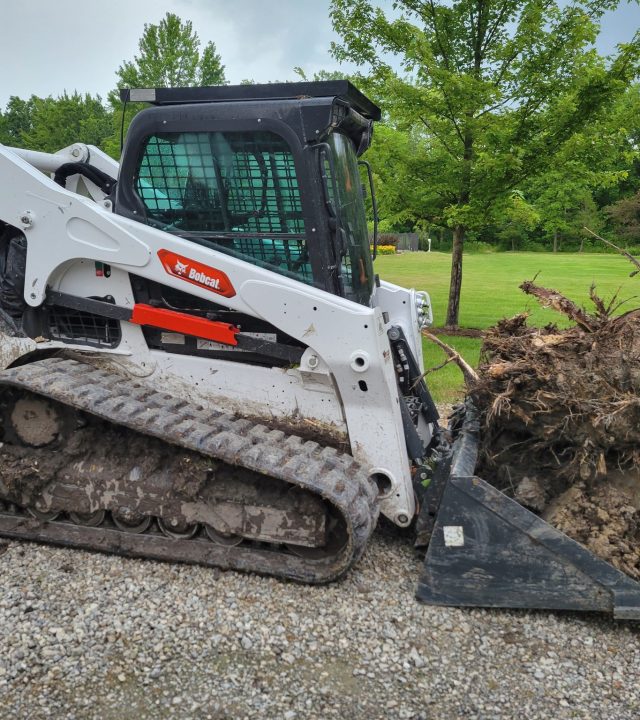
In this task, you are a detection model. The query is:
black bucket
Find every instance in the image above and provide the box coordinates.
[416,403,640,620]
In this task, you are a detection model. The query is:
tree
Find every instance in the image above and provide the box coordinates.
[0,96,36,148]
[330,0,640,326]
[535,178,594,252]
[20,93,111,154]
[104,13,227,158]
[528,85,637,250]
[593,83,640,206]
[495,191,539,251]
[362,123,436,232]
[114,12,226,90]
[293,68,347,82]
[0,93,111,153]
[606,191,640,242]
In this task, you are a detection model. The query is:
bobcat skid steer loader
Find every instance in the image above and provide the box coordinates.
[0,81,638,617]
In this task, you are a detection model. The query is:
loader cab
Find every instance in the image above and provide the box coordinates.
[115,81,380,306]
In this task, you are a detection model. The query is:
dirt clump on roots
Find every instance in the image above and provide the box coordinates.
[471,280,640,579]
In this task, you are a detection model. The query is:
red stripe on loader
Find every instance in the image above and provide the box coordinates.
[131,304,239,346]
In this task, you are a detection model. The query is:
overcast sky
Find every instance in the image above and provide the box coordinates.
[0,0,638,107]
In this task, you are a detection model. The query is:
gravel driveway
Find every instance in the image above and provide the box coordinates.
[0,520,638,720]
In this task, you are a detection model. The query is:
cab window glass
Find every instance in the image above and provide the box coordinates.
[324,133,374,304]
[137,131,312,284]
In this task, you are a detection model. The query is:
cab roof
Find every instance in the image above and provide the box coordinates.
[120,80,381,121]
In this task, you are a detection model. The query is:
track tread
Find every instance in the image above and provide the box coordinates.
[0,358,379,583]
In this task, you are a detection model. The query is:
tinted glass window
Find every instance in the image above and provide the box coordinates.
[324,133,374,305]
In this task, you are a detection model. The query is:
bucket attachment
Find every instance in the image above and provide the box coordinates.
[416,404,640,620]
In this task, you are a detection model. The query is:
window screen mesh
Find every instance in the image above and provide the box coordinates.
[136,131,312,283]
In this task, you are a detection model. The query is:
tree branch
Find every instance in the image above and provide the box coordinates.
[475,0,488,71]
[419,115,460,158]
[583,227,640,277]
[475,93,516,118]
[492,48,520,89]
[469,5,478,52]
[422,332,480,386]
[421,0,466,144]
[520,280,596,331]
[481,0,513,55]
[427,0,451,71]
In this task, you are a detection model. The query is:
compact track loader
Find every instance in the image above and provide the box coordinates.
[1,81,639,617]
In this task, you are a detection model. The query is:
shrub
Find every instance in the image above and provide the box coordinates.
[371,244,396,255]
[378,233,399,247]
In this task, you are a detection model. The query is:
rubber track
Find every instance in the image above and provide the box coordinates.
[0,357,379,583]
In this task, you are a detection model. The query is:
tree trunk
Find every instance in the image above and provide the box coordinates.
[446,125,473,329]
[446,225,465,328]
[553,230,559,253]
[579,237,584,253]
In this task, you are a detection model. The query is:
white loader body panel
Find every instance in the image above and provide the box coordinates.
[0,142,435,526]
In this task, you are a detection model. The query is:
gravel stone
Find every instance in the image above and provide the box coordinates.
[0,512,638,718]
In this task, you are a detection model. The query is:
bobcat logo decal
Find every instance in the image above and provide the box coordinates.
[174,260,188,276]
[157,250,236,298]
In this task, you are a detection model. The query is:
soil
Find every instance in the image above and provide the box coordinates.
[471,281,640,579]
[543,474,640,579]
[10,397,61,446]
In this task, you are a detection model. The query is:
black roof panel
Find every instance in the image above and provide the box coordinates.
[119,80,381,121]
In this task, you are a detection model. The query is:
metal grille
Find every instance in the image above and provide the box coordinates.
[137,130,311,282]
[48,306,121,348]
[138,132,305,234]
[208,235,310,281]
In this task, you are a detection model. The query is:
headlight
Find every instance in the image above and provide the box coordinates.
[415,291,432,329]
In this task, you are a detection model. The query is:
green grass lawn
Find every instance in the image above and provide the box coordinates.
[376,251,638,403]
[421,334,483,405]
